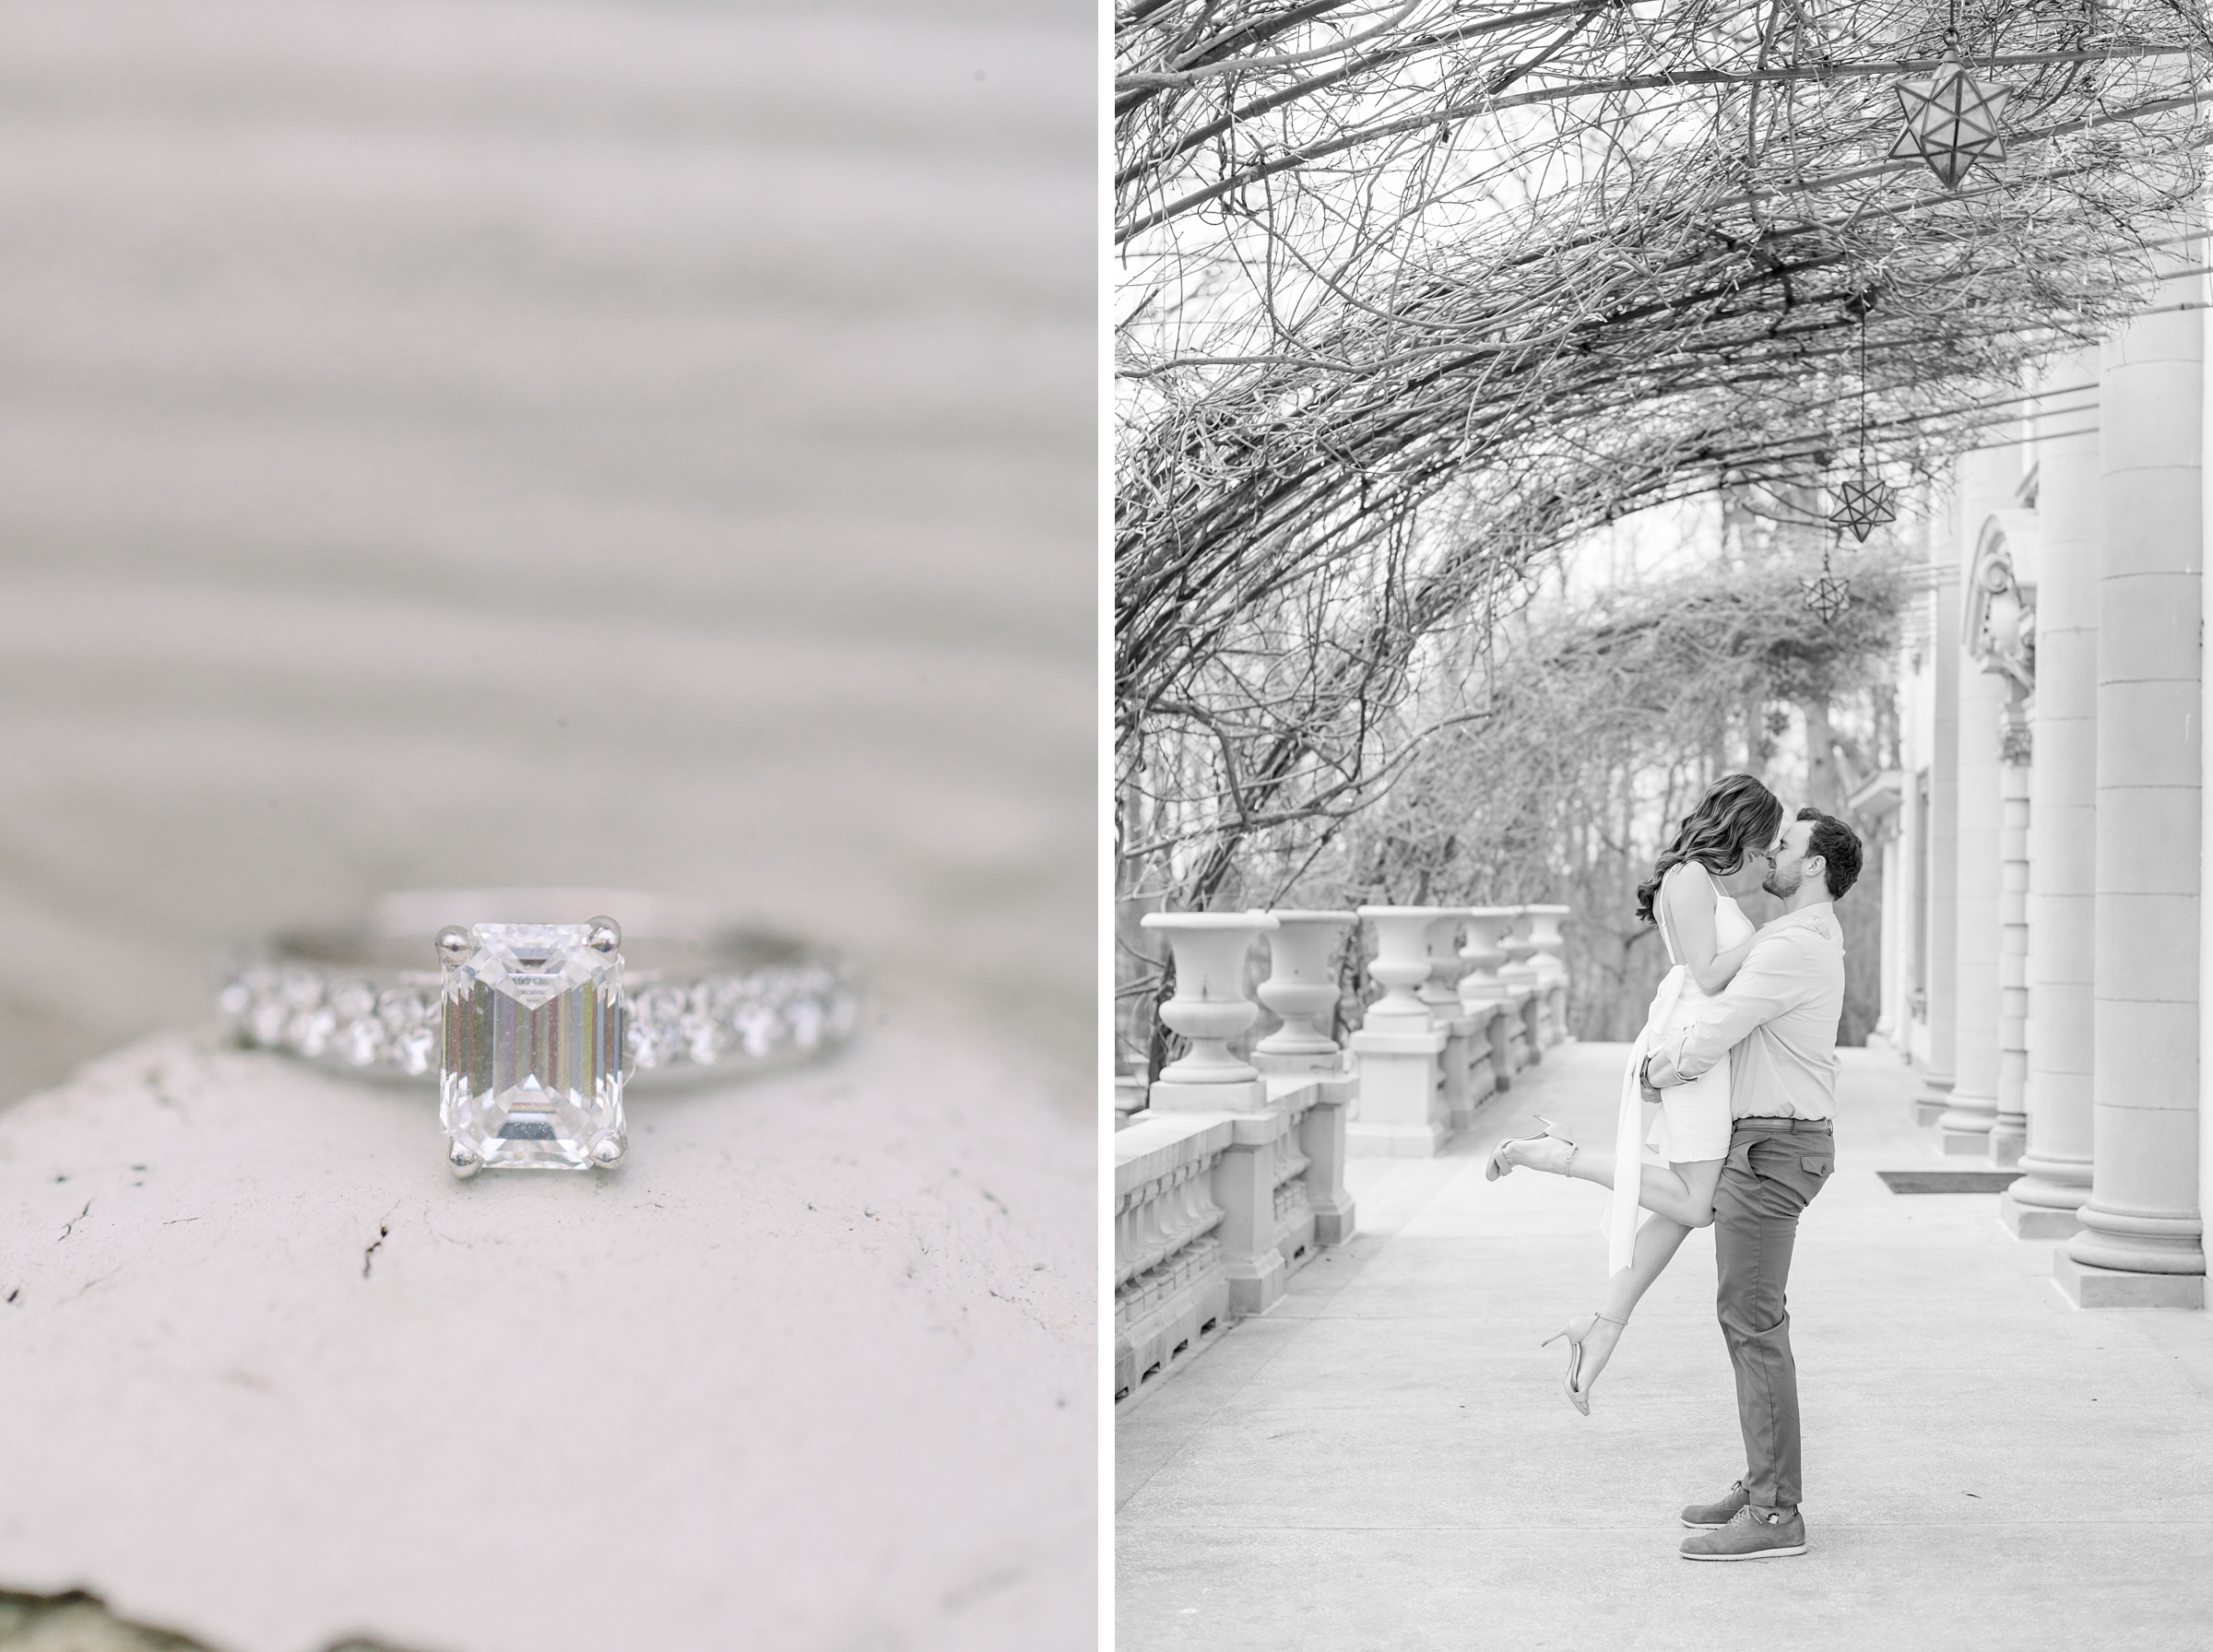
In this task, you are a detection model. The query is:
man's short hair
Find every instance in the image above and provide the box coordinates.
[1796,806,1863,900]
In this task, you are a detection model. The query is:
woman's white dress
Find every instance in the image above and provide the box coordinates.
[1605,861,1750,1273]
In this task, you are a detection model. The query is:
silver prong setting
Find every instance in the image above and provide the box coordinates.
[589,1133,626,1168]
[448,1142,482,1179]
[586,915,621,955]
[436,925,474,964]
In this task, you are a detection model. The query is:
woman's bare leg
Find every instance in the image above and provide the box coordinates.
[1574,1212,1694,1397]
[1503,1138,1725,1230]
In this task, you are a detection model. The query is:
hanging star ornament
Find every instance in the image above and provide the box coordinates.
[1803,558,1852,624]
[1830,470,1899,543]
[1889,52,2009,190]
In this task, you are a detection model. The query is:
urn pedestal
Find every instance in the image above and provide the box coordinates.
[1252,911,1360,1245]
[1348,907,1449,1157]
[1137,911,1288,1314]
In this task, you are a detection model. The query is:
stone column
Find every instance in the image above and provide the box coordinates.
[1898,697,1928,1064]
[2060,273,2206,1305]
[1992,693,2031,1165]
[1918,558,1962,1125]
[1939,442,2017,1153]
[1874,819,1900,1047]
[1848,772,1905,1052]
[2006,349,2100,1236]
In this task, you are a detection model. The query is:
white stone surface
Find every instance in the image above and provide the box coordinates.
[0,1018,1092,1652]
[1120,1044,2213,1651]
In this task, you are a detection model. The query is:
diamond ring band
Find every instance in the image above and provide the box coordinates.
[220,889,858,1176]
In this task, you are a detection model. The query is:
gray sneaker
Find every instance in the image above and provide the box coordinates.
[1679,1480,1749,1529]
[1680,1504,1806,1562]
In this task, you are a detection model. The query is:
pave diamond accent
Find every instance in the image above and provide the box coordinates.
[224,942,857,1084]
[440,924,624,1172]
[622,962,855,1071]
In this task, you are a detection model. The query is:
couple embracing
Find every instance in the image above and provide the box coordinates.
[1486,773,1864,1562]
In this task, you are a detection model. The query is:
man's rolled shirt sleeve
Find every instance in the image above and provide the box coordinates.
[1662,931,1812,1080]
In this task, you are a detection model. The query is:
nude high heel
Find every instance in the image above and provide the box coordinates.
[1485,1115,1577,1182]
[1540,1311,1626,1416]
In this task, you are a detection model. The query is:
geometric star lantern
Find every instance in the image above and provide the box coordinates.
[1803,557,1852,624]
[1830,469,1899,543]
[1889,53,2009,190]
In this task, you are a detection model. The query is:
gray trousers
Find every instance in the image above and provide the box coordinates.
[1713,1117,1835,1511]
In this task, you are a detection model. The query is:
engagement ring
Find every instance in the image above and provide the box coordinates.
[220,889,858,1176]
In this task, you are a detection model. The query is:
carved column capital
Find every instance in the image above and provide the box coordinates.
[1966,513,2037,695]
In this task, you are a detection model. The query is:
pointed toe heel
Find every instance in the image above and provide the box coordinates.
[1542,1311,1624,1417]
[1485,1117,1578,1183]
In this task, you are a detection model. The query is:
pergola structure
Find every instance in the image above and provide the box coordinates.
[1117,0,2213,1303]
[1117,0,2213,922]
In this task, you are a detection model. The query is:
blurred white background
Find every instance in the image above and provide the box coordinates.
[0,0,1094,1103]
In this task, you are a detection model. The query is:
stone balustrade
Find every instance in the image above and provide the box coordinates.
[1116,910,1359,1407]
[1115,901,1572,1402]
[1113,1110,1231,1404]
[1341,903,1570,1158]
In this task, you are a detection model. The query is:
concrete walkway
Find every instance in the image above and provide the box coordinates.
[1118,1043,2213,1650]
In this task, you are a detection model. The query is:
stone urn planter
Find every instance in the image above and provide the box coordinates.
[1497,910,1540,985]
[1254,911,1357,1058]
[1420,912,1466,1012]
[1459,907,1518,1003]
[1523,905,1570,979]
[1355,907,1440,1032]
[1139,911,1278,1085]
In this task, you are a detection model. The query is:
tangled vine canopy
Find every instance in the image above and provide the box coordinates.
[1116,0,2210,912]
[1333,548,1909,1039]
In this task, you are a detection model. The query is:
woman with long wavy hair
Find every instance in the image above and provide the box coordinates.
[1485,773,1785,1412]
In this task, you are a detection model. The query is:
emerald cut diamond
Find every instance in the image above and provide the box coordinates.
[440,921,625,1173]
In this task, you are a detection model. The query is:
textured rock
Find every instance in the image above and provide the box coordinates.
[0,1019,1090,1652]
